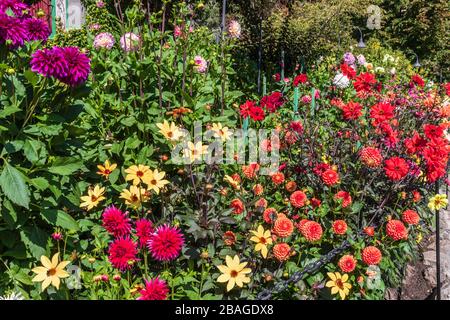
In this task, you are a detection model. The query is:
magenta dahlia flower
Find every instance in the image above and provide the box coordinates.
[147,224,184,261]
[108,237,138,271]
[30,47,68,78]
[0,0,28,17]
[58,46,91,86]
[137,278,169,300]
[0,13,27,47]
[102,205,131,238]
[135,219,154,248]
[24,18,50,42]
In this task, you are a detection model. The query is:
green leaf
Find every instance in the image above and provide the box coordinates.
[40,209,80,231]
[48,157,83,175]
[20,225,47,259]
[1,198,18,229]
[0,162,30,209]
[23,139,45,164]
[30,177,49,190]
[0,105,21,119]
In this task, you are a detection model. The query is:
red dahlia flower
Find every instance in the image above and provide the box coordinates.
[340,63,356,79]
[302,221,323,242]
[260,91,284,113]
[386,220,408,241]
[384,157,409,181]
[273,243,291,261]
[402,210,420,225]
[321,169,340,186]
[332,220,348,235]
[364,226,375,237]
[273,217,294,238]
[423,124,444,140]
[293,73,308,86]
[249,106,265,121]
[362,246,382,265]
[338,255,357,273]
[353,72,377,92]
[359,146,383,168]
[410,74,425,87]
[230,198,245,214]
[334,191,352,208]
[239,100,256,118]
[290,191,307,208]
[339,101,363,120]
[369,102,395,126]
[271,172,285,185]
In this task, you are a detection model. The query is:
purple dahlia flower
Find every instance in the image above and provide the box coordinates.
[24,18,50,42]
[58,47,91,87]
[0,13,27,47]
[30,47,68,78]
[343,52,355,65]
[0,0,28,17]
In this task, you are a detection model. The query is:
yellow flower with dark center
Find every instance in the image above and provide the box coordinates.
[96,160,117,178]
[217,255,251,292]
[120,185,149,208]
[211,123,232,142]
[249,225,272,258]
[325,272,352,300]
[125,164,151,185]
[144,169,169,194]
[32,253,70,292]
[80,185,106,210]
[428,194,448,211]
[183,141,208,163]
[156,120,184,143]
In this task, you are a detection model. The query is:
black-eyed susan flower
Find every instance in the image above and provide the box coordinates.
[156,120,184,143]
[80,185,106,210]
[325,272,351,300]
[144,169,169,194]
[125,164,152,185]
[249,225,272,258]
[32,253,70,292]
[96,160,117,178]
[217,255,251,292]
[211,123,232,142]
[183,141,208,163]
[120,185,149,208]
[428,194,448,211]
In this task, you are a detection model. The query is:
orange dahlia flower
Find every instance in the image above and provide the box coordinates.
[273,218,294,238]
[362,246,382,265]
[273,243,291,262]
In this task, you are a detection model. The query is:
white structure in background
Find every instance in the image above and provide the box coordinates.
[55,0,85,30]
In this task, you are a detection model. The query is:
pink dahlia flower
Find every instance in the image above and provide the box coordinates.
[93,32,115,50]
[137,277,169,300]
[135,219,154,248]
[193,55,207,73]
[102,205,131,238]
[120,32,140,52]
[108,237,138,271]
[148,224,184,261]
[228,20,241,38]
